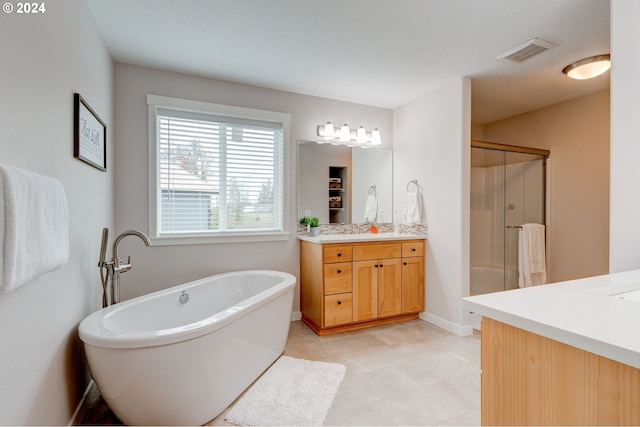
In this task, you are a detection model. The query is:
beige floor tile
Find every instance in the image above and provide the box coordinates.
[80,319,481,426]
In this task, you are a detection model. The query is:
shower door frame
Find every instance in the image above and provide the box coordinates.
[470,140,550,294]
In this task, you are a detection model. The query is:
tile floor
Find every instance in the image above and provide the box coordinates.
[79,320,481,426]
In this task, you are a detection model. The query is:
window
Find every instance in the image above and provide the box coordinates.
[147,95,290,244]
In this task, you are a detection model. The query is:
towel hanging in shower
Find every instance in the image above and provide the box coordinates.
[518,223,547,288]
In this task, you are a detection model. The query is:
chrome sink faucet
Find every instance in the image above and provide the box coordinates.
[98,228,151,307]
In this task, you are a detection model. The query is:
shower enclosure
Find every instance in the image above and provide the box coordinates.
[470,141,549,295]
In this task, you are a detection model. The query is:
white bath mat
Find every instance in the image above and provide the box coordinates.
[225,355,346,426]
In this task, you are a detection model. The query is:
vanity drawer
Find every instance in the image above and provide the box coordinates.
[402,241,425,257]
[323,245,352,263]
[324,293,353,327]
[324,262,353,295]
[353,242,402,261]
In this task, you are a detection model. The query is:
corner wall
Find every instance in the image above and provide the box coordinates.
[610,0,640,272]
[393,78,472,335]
[0,1,113,424]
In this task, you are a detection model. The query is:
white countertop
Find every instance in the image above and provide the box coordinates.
[463,269,640,369]
[297,232,426,244]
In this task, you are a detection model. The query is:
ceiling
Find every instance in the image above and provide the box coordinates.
[85,0,610,124]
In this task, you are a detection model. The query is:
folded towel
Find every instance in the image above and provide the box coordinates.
[405,188,422,225]
[518,223,547,288]
[364,193,377,223]
[0,165,69,293]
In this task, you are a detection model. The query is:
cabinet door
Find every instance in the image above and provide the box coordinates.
[377,258,402,318]
[352,260,378,321]
[402,256,425,313]
[324,293,353,327]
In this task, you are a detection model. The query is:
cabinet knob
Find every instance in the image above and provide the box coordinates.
[375,264,378,268]
[337,269,342,273]
[403,262,407,266]
[380,264,384,268]
[337,300,342,305]
[337,252,342,257]
[412,248,416,252]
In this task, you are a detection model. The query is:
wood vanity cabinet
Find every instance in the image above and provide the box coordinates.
[300,238,425,335]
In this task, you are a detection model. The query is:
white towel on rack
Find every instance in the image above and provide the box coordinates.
[364,193,377,223]
[405,188,422,225]
[518,223,547,288]
[0,165,69,294]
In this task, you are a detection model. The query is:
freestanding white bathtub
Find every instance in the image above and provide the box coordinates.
[79,270,296,426]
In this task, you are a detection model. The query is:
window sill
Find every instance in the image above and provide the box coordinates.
[150,231,290,246]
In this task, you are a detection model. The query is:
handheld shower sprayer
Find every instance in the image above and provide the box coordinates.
[99,228,109,267]
[98,227,111,307]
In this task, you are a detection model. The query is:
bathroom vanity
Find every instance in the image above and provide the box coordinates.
[299,233,426,335]
[463,270,640,426]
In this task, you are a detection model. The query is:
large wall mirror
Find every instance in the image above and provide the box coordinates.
[297,140,393,224]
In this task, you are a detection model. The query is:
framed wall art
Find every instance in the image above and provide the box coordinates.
[74,93,106,171]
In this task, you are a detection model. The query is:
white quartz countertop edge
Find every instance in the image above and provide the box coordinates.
[463,269,640,370]
[297,233,427,243]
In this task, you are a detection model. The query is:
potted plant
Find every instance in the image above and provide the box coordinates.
[299,216,320,236]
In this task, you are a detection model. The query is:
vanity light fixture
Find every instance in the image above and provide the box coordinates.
[316,122,382,146]
[562,54,611,80]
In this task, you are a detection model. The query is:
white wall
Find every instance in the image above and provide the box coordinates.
[393,78,472,335]
[0,1,113,424]
[113,63,392,308]
[610,0,640,272]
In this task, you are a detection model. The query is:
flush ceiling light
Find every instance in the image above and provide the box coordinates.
[562,54,611,80]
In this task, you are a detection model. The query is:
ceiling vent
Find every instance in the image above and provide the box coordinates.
[497,38,557,63]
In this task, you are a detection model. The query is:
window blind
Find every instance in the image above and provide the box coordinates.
[156,108,283,235]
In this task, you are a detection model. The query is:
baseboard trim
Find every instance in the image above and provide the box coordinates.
[291,310,302,321]
[68,379,96,426]
[420,312,474,336]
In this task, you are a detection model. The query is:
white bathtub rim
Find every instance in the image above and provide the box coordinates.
[79,270,296,349]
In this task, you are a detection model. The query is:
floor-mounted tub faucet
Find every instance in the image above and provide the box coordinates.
[98,228,151,307]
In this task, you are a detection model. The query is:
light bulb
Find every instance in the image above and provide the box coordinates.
[371,128,381,145]
[324,122,335,140]
[339,124,350,142]
[356,126,367,144]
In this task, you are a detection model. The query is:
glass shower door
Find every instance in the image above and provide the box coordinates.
[503,151,546,291]
[470,146,546,295]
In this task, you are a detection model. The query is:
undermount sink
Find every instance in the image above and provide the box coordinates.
[589,281,640,302]
[616,289,640,302]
